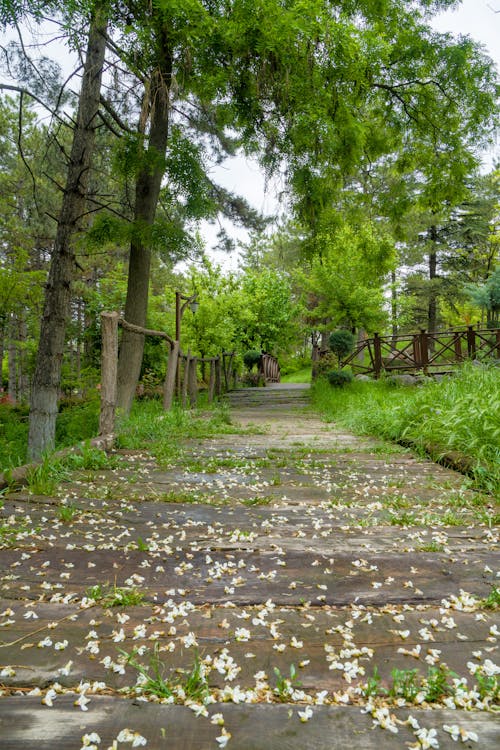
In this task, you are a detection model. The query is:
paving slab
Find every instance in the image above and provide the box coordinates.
[0,384,498,748]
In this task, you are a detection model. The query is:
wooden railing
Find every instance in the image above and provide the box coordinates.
[99,312,235,435]
[260,353,281,383]
[338,326,500,378]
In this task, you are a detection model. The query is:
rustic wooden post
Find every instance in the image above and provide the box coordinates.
[419,329,429,373]
[453,331,462,361]
[181,353,189,407]
[208,359,216,403]
[163,340,179,410]
[222,353,230,391]
[467,326,476,358]
[99,311,119,435]
[215,356,222,396]
[188,356,198,407]
[373,333,382,379]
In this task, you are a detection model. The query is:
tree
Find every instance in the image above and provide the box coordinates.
[27,3,108,458]
[467,268,500,328]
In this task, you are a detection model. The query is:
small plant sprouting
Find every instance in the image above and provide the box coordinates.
[273,664,301,701]
[362,666,385,698]
[424,665,457,703]
[86,583,144,608]
[135,537,150,552]
[121,646,210,702]
[388,668,420,702]
[57,502,79,523]
[483,586,500,610]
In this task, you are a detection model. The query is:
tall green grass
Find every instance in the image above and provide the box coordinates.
[0,396,100,469]
[311,363,500,494]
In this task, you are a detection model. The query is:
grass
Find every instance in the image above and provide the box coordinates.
[86,583,145,607]
[0,395,100,470]
[281,367,311,384]
[311,362,500,494]
[115,400,245,468]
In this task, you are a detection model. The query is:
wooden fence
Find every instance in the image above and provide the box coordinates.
[337,326,500,378]
[99,312,236,435]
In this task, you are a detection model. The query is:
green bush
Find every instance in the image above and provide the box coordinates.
[327,369,354,387]
[243,350,262,372]
[329,330,356,364]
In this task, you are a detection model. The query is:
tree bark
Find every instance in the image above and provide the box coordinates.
[116,24,173,414]
[428,226,438,335]
[27,7,108,460]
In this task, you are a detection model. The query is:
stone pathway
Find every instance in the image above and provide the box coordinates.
[0,384,498,749]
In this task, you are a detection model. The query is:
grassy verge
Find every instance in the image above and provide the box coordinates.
[0,396,100,469]
[281,367,311,384]
[310,363,500,495]
[114,397,255,467]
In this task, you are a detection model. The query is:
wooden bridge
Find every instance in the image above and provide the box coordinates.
[339,326,500,377]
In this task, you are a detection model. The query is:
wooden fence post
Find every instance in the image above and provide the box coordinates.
[453,331,462,361]
[419,329,429,373]
[215,356,222,396]
[373,333,382,379]
[467,326,476,358]
[188,356,198,407]
[222,353,230,391]
[163,340,179,410]
[208,359,216,403]
[99,311,119,435]
[181,353,189,407]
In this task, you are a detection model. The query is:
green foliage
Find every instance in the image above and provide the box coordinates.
[86,584,145,608]
[273,664,301,701]
[25,455,70,495]
[122,645,209,702]
[311,363,500,493]
[483,586,500,610]
[467,268,500,328]
[329,330,356,359]
[327,369,354,388]
[243,350,262,371]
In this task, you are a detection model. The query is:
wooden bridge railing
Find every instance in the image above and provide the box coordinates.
[338,326,500,378]
[260,353,281,383]
[99,312,236,435]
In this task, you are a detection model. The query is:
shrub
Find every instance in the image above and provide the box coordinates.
[327,369,354,387]
[329,330,356,366]
[243,350,262,372]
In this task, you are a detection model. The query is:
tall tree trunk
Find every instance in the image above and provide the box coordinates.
[18,313,28,402]
[27,7,108,460]
[8,314,17,403]
[117,27,172,413]
[428,225,438,335]
[391,270,398,342]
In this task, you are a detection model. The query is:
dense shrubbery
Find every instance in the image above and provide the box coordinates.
[327,369,354,387]
[311,363,500,494]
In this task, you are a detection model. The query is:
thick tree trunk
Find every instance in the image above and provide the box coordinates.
[27,8,108,460]
[117,31,172,414]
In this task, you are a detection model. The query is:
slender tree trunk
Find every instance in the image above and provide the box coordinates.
[27,7,108,460]
[0,316,5,389]
[391,270,398,342]
[117,27,172,413]
[428,226,438,335]
[8,314,17,403]
[18,314,28,402]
